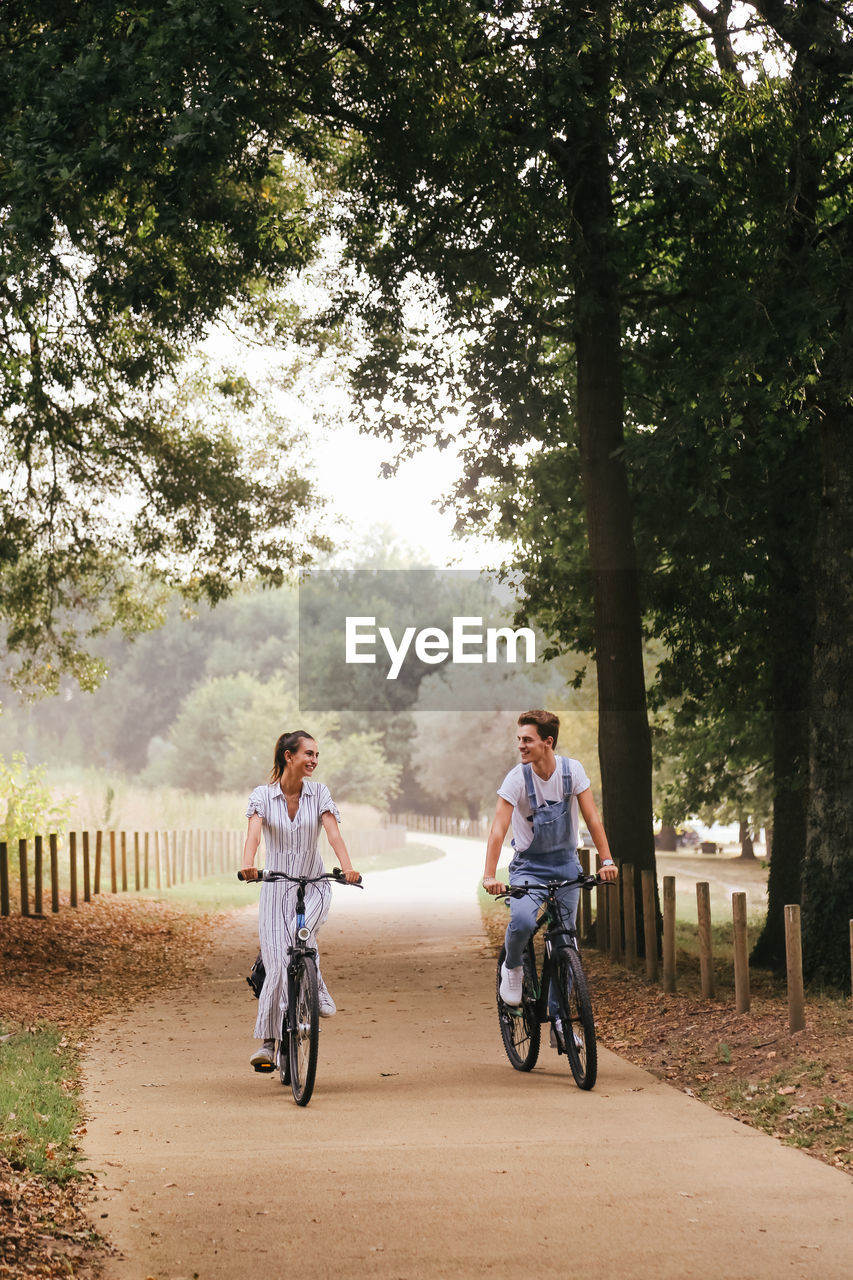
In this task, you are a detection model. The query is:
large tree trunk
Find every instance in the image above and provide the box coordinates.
[801,406,853,990]
[738,820,756,861]
[752,513,814,968]
[657,823,677,852]
[571,0,657,952]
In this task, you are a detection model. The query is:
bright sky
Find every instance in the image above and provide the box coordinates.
[204,321,508,572]
[309,419,507,570]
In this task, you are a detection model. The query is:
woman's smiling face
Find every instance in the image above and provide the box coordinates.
[286,737,319,777]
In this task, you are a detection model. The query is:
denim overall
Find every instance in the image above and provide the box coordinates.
[504,760,583,1006]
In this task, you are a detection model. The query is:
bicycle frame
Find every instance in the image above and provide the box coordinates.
[505,875,596,1024]
[237,866,362,1104]
[496,873,608,1088]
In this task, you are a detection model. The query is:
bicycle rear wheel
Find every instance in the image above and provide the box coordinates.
[554,946,597,1089]
[496,942,541,1071]
[288,955,319,1105]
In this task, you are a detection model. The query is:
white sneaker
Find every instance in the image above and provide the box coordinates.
[250,1038,276,1072]
[499,962,523,1006]
[318,992,337,1018]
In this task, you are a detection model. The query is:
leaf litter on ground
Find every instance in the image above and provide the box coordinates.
[0,895,218,1278]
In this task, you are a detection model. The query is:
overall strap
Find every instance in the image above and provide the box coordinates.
[561,757,571,798]
[521,762,539,814]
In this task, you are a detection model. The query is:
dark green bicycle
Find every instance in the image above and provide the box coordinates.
[496,875,610,1090]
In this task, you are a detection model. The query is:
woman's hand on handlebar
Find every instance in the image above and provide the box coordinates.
[239,866,260,882]
[482,875,507,896]
[339,867,362,885]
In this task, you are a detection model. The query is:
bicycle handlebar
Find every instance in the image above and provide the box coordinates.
[499,873,613,898]
[237,867,363,887]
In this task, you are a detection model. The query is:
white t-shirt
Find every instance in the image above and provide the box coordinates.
[498,756,591,854]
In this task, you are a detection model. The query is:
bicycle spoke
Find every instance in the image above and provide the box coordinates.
[496,943,541,1072]
[555,947,597,1089]
[288,956,319,1105]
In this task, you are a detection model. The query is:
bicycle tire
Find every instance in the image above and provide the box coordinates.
[278,1013,290,1087]
[554,946,597,1089]
[496,942,541,1072]
[288,955,320,1105]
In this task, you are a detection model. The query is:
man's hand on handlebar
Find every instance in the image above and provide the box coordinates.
[482,875,507,896]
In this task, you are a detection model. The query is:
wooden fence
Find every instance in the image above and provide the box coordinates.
[574,850,850,1032]
[388,812,490,839]
[1,829,245,917]
[0,823,409,918]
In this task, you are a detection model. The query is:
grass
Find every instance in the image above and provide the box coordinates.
[0,1025,82,1181]
[710,1063,853,1155]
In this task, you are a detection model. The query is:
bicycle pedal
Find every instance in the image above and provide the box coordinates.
[253,1061,275,1073]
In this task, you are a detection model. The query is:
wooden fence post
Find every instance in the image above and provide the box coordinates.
[732,892,750,1013]
[34,835,44,916]
[120,831,128,892]
[662,875,676,993]
[19,839,30,917]
[641,869,658,982]
[608,878,622,962]
[94,831,102,894]
[49,834,58,913]
[579,847,591,940]
[69,831,78,908]
[622,864,637,967]
[34,834,44,915]
[696,882,715,998]
[784,904,806,1032]
[144,832,150,889]
[0,841,8,916]
[134,832,141,892]
[597,874,609,951]
[155,831,161,890]
[163,831,172,888]
[82,832,91,902]
[109,831,117,893]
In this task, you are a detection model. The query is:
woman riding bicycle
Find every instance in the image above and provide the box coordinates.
[482,710,618,1035]
[241,729,361,1072]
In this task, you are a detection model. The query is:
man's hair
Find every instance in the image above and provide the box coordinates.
[518,709,559,748]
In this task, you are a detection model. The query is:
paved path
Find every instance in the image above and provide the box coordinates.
[82,835,851,1279]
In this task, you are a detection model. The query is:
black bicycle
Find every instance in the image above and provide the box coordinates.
[238,866,362,1105]
[495,875,610,1090]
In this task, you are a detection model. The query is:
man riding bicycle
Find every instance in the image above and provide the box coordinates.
[482,710,618,1043]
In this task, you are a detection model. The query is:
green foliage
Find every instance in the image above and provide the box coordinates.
[0,753,71,844]
[142,671,401,808]
[0,2,338,691]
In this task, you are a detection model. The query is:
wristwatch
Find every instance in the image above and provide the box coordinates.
[601,858,615,867]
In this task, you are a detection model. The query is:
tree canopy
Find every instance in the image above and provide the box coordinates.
[2,1,852,983]
[0,1,336,691]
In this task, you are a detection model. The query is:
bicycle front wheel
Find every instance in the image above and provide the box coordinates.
[554,946,597,1089]
[496,942,541,1072]
[288,956,319,1105]
[278,1013,290,1087]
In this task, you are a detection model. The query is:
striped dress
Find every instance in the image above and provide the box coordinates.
[247,780,340,1039]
